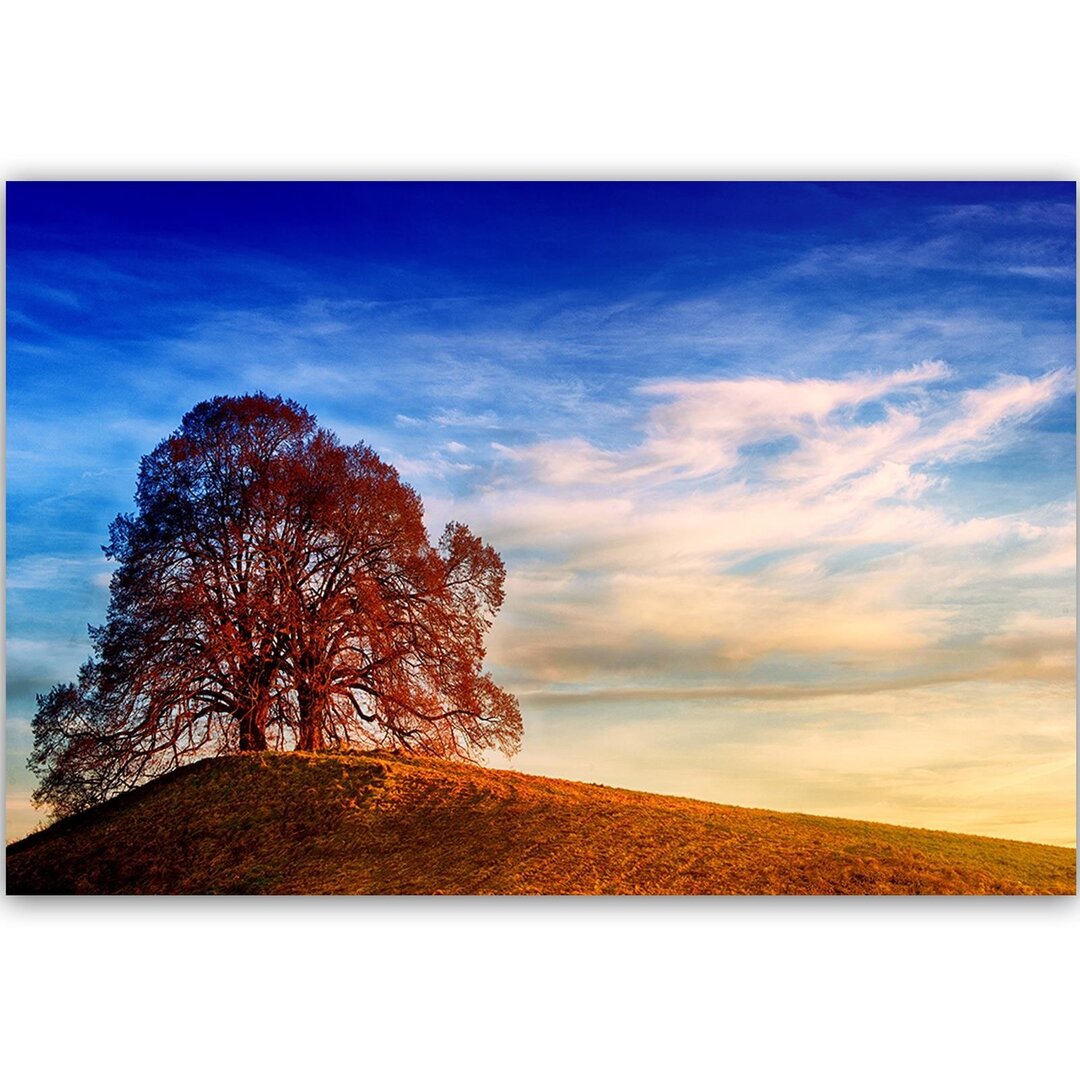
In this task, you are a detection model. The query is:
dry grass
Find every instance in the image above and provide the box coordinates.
[6,751,1076,894]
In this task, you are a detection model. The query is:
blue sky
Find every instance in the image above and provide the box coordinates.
[5,181,1076,843]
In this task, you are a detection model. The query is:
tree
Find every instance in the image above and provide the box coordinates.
[29,393,522,817]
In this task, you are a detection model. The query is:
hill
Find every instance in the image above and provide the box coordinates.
[6,752,1075,894]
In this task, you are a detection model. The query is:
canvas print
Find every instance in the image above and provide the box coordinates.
[5,181,1075,894]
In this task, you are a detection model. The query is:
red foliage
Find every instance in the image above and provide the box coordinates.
[30,394,521,816]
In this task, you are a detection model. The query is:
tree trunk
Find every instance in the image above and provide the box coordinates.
[237,696,269,751]
[297,682,325,752]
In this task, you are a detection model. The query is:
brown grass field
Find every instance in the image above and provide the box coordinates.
[6,751,1076,894]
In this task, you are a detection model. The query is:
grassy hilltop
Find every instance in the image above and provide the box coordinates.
[7,752,1075,895]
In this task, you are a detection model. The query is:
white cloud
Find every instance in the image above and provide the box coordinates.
[914,369,1070,461]
[6,554,110,592]
[453,364,1074,709]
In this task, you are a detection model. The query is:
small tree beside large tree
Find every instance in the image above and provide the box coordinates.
[29,393,522,817]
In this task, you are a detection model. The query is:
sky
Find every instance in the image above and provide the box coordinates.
[5,181,1076,845]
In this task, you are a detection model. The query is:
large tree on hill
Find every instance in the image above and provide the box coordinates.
[29,393,522,817]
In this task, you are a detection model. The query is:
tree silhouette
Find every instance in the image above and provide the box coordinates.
[29,394,522,817]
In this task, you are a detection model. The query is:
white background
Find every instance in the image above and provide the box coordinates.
[2,3,1076,1077]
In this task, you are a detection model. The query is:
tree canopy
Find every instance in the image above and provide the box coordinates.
[29,393,522,817]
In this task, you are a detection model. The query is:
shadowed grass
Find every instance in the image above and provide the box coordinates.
[6,752,1076,894]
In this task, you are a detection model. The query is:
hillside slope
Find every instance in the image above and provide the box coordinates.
[7,752,1075,894]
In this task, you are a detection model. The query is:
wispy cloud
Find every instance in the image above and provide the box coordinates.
[446,363,1075,797]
